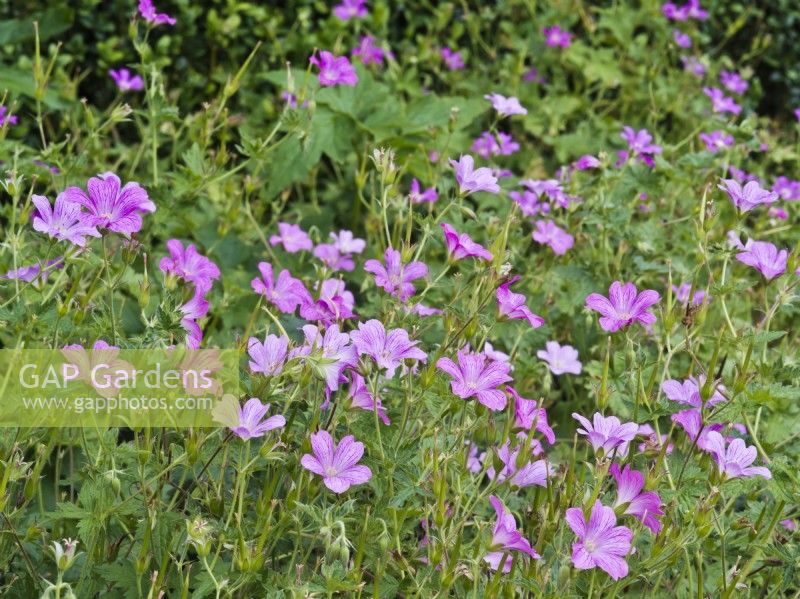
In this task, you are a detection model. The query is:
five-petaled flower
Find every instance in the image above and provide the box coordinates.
[585,281,660,332]
[701,431,771,480]
[537,341,582,375]
[610,463,664,534]
[572,412,638,457]
[310,51,358,86]
[496,276,545,328]
[484,93,527,117]
[31,193,101,247]
[441,223,493,261]
[350,319,427,378]
[301,430,372,493]
[735,240,788,280]
[566,501,633,580]
[364,248,428,302]
[450,155,500,195]
[251,262,311,314]
[437,350,513,411]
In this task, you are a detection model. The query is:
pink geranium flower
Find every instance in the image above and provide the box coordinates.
[30,193,101,247]
[574,155,601,170]
[671,408,723,443]
[703,87,741,115]
[408,178,438,204]
[230,398,285,440]
[484,495,540,572]
[247,334,289,376]
[159,239,220,293]
[62,172,155,236]
[309,51,358,87]
[661,375,726,408]
[301,430,372,493]
[537,341,582,375]
[496,276,544,328]
[441,223,492,261]
[508,386,555,443]
[352,35,387,66]
[179,293,209,349]
[572,412,638,456]
[488,438,551,488]
[138,0,176,25]
[735,240,788,280]
[542,25,572,48]
[531,220,574,255]
[440,47,464,70]
[701,431,771,480]
[269,222,313,253]
[566,501,633,580]
[350,319,427,378]
[364,248,428,302]
[299,278,356,325]
[450,155,500,195]
[348,373,390,425]
[484,93,527,117]
[620,126,662,167]
[610,463,664,534]
[699,130,734,153]
[251,262,311,314]
[109,68,144,92]
[718,179,777,212]
[720,70,748,95]
[291,324,357,391]
[436,350,513,411]
[585,281,660,332]
[333,0,366,21]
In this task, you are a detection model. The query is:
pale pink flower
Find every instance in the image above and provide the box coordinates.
[585,281,660,333]
[496,276,544,328]
[484,495,540,572]
[350,319,427,378]
[610,463,664,534]
[566,501,633,580]
[364,248,428,301]
[269,222,313,253]
[450,155,500,195]
[436,350,513,411]
[231,398,285,440]
[701,431,771,480]
[572,412,638,456]
[537,341,581,375]
[441,223,492,261]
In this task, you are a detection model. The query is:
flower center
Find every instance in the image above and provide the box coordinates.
[584,538,598,553]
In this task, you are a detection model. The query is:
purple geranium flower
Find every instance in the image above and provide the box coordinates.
[364,248,428,302]
[488,439,551,488]
[440,47,464,71]
[610,463,664,534]
[735,240,788,280]
[531,220,574,255]
[681,55,706,77]
[2,257,64,286]
[703,87,741,115]
[408,178,438,204]
[251,262,311,313]
[773,176,800,201]
[109,68,144,92]
[310,51,358,87]
[333,0,367,21]
[61,172,154,236]
[484,495,540,572]
[247,334,289,376]
[699,130,734,153]
[352,35,386,65]
[436,350,513,411]
[673,30,691,48]
[542,25,572,48]
[450,155,500,195]
[508,386,556,443]
[720,70,748,95]
[671,408,723,443]
[537,341,582,375]
[496,276,544,328]
[300,430,372,493]
[231,398,286,440]
[299,278,356,326]
[292,324,357,391]
[30,193,101,247]
[0,105,18,127]
[586,281,660,333]
[718,179,777,212]
[330,230,366,254]
[348,372,390,425]
[159,239,221,293]
[179,293,209,349]
[484,93,527,117]
[566,501,633,580]
[269,222,313,253]
[574,155,601,170]
[441,223,492,261]
[350,319,427,378]
[701,431,771,480]
[572,412,638,457]
[662,375,726,408]
[620,126,662,167]
[138,0,176,25]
